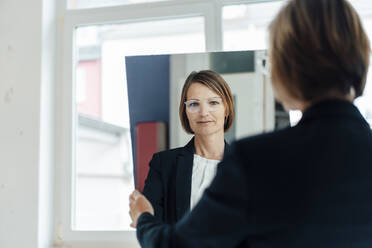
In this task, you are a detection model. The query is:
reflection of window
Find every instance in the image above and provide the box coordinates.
[74,16,206,231]
[222,1,285,51]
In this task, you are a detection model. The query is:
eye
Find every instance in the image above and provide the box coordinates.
[188,102,199,107]
[209,100,220,105]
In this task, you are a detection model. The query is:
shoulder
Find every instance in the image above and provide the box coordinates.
[214,127,299,183]
[148,146,190,175]
[236,126,292,147]
[151,146,189,161]
[231,126,301,163]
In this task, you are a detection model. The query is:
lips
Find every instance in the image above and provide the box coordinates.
[197,121,213,124]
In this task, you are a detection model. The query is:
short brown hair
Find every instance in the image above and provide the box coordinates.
[179,70,235,134]
[269,0,370,101]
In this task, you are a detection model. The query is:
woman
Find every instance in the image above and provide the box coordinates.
[130,0,372,247]
[141,70,235,224]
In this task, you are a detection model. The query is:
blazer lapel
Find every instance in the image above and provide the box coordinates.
[175,138,194,220]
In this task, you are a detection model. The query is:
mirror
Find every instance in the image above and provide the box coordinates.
[124,50,289,188]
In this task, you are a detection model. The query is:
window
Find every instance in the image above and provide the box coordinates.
[57,0,372,246]
[57,2,212,245]
[222,1,285,51]
[73,16,205,231]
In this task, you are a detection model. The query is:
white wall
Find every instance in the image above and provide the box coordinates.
[222,72,264,138]
[0,0,56,247]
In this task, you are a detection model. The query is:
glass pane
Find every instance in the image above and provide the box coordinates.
[355,75,372,128]
[69,0,167,9]
[349,0,372,128]
[74,17,205,231]
[223,1,286,51]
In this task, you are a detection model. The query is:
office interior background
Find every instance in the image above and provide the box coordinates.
[1,0,372,247]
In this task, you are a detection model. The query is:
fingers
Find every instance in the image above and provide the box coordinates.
[129,210,136,228]
[128,190,147,229]
[129,190,141,202]
[129,209,137,228]
[129,192,135,202]
[129,192,139,228]
[132,190,141,199]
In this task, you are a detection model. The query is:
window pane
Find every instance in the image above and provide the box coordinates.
[348,1,372,127]
[69,0,167,9]
[354,18,372,128]
[223,1,285,51]
[74,17,205,231]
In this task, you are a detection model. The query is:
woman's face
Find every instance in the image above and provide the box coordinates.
[185,83,226,137]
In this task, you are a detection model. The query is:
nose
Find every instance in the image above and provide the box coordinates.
[199,102,209,116]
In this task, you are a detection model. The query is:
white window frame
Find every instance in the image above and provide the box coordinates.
[55,0,226,246]
[58,0,372,247]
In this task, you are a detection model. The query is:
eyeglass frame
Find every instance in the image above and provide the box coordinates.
[184,97,223,113]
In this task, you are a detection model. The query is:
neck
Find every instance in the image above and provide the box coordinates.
[194,132,225,160]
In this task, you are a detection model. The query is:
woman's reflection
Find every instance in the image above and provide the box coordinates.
[142,70,235,224]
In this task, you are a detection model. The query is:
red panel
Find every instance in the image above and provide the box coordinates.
[76,59,102,119]
[136,122,158,191]
[135,122,168,191]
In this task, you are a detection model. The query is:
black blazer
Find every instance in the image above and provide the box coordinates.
[142,137,231,225]
[137,100,372,248]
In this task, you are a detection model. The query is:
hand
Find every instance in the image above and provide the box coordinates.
[129,190,154,228]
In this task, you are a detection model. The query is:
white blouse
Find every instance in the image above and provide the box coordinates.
[190,154,220,210]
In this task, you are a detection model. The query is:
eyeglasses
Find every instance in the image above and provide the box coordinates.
[184,97,223,113]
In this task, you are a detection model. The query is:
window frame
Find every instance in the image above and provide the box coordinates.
[55,0,372,246]
[56,0,225,246]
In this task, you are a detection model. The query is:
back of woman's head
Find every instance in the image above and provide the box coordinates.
[269,0,370,101]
